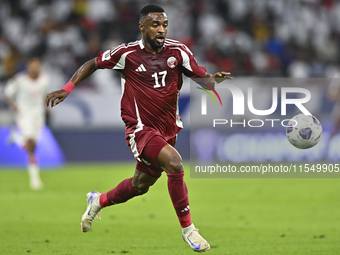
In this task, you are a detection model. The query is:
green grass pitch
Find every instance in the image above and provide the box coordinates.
[0,162,339,255]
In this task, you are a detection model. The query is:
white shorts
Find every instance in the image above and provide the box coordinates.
[16,114,44,141]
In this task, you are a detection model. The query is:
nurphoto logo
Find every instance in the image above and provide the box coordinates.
[199,83,312,128]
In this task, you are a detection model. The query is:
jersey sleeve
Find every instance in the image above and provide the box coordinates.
[179,44,207,78]
[4,76,19,98]
[96,43,127,69]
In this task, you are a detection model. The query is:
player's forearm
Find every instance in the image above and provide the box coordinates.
[46,58,98,106]
[69,58,98,86]
[198,73,214,90]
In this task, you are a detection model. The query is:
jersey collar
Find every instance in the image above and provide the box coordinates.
[139,39,166,54]
[139,39,144,49]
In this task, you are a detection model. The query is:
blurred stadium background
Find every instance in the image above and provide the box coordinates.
[1,0,340,165]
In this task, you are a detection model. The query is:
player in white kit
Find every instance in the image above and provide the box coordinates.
[5,57,49,190]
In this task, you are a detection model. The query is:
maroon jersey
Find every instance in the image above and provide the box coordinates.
[96,39,207,158]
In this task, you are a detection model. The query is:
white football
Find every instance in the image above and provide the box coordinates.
[286,114,322,149]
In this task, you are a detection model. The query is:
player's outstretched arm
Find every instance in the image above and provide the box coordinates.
[45,58,98,108]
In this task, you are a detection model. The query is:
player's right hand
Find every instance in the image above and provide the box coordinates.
[45,90,68,108]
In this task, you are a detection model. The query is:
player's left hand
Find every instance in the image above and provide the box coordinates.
[202,72,232,89]
[45,90,68,108]
[211,72,233,84]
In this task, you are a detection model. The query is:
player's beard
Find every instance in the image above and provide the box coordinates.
[146,33,164,50]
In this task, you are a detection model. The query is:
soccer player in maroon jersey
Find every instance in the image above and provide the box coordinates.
[46,5,231,253]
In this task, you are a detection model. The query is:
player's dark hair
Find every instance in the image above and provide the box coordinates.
[140,5,165,22]
[27,56,41,63]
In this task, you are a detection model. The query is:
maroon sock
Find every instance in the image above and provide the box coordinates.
[167,172,192,227]
[99,178,139,207]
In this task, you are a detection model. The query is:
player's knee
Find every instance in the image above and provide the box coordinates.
[167,155,183,173]
[132,182,152,195]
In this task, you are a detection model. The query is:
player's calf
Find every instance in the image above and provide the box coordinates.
[131,182,151,195]
[131,170,158,195]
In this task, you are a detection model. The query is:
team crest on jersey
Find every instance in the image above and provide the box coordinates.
[167,57,177,68]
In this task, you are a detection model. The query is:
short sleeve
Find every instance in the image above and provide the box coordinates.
[96,43,127,69]
[179,44,207,78]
